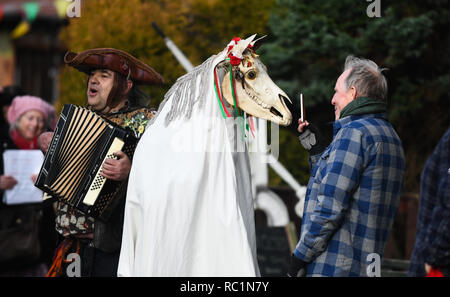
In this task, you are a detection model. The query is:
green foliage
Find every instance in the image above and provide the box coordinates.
[262,0,450,192]
[58,0,275,112]
[58,0,177,111]
[57,0,449,193]
[180,0,276,60]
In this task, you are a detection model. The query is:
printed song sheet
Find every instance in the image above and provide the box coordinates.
[2,149,44,204]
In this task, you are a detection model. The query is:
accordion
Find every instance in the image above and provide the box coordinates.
[35,104,138,219]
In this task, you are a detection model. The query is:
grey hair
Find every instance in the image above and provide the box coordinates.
[344,55,388,102]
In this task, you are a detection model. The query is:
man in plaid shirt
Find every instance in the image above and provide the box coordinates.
[289,56,406,277]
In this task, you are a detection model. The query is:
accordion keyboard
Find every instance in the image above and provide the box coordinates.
[83,137,124,206]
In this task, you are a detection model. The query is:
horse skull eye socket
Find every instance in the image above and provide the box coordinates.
[235,70,244,80]
[247,70,256,80]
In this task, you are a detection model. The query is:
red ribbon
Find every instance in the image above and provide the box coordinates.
[227,37,242,53]
[227,37,244,66]
[214,67,230,118]
[229,55,241,66]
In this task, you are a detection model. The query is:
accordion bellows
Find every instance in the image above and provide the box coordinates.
[35,104,137,219]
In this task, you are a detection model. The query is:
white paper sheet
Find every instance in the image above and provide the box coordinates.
[2,149,44,205]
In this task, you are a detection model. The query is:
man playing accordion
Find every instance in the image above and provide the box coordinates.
[38,48,164,277]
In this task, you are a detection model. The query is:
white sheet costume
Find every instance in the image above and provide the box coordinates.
[118,49,260,276]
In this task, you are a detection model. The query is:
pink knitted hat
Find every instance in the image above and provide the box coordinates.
[7,96,57,130]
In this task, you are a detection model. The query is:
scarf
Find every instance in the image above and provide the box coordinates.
[10,127,39,149]
[339,97,387,119]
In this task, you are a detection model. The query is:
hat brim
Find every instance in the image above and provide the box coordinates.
[64,48,164,85]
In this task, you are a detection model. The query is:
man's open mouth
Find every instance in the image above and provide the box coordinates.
[89,88,98,96]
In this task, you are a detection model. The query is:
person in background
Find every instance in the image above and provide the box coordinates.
[0,95,57,276]
[288,55,406,277]
[408,126,450,277]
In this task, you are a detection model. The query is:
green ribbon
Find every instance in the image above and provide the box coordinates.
[214,78,227,119]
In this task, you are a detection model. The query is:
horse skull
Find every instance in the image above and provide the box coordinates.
[221,50,292,126]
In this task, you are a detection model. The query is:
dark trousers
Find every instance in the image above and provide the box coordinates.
[78,240,120,277]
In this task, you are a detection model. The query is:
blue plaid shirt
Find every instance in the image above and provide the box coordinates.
[294,113,406,276]
[408,126,450,276]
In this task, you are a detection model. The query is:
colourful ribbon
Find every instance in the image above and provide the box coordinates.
[214,67,230,119]
[213,38,258,140]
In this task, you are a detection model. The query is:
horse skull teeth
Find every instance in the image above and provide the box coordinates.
[244,88,270,109]
[221,47,292,125]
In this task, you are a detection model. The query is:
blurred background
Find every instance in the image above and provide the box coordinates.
[1,0,449,276]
